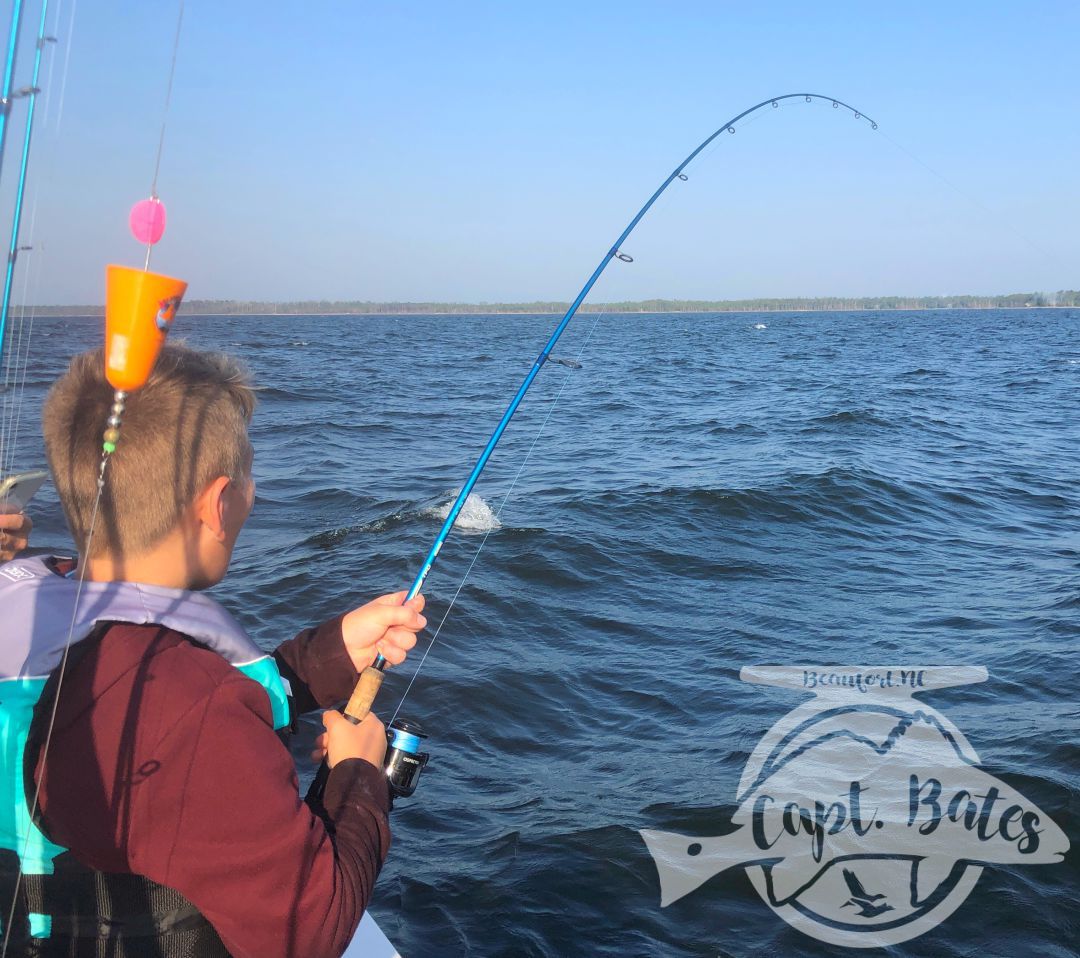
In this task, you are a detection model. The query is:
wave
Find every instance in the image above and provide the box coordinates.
[898,367,948,379]
[254,385,326,402]
[706,421,766,437]
[563,466,971,531]
[803,408,894,429]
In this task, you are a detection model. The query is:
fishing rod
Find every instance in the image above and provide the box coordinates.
[309,93,878,801]
[0,0,27,175]
[0,0,52,372]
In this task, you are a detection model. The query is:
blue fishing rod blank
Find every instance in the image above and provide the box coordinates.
[0,0,26,177]
[370,93,878,673]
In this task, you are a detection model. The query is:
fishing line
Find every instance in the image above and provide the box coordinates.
[874,126,1063,271]
[0,450,108,956]
[0,230,31,475]
[37,0,61,125]
[693,105,773,170]
[52,0,75,130]
[1,202,42,478]
[0,264,28,477]
[389,308,608,723]
[144,0,183,272]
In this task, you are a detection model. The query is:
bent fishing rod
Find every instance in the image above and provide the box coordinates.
[310,93,878,800]
[348,94,878,711]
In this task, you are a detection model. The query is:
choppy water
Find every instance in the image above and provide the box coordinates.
[8,309,1079,957]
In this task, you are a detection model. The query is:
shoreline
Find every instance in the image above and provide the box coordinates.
[20,305,1079,318]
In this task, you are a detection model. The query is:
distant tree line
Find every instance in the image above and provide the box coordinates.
[24,290,1080,316]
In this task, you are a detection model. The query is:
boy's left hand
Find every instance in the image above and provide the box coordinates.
[341,591,427,672]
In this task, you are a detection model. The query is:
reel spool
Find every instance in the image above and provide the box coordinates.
[384,718,429,799]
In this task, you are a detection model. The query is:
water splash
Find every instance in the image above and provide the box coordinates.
[427,491,501,533]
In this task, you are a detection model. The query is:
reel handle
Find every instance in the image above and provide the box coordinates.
[304,664,386,804]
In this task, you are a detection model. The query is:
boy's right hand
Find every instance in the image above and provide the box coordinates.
[318,710,387,769]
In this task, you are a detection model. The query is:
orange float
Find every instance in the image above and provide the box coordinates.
[103,264,187,393]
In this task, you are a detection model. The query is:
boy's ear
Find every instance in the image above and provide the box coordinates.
[195,476,232,541]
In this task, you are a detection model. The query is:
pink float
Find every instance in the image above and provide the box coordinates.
[129,198,167,245]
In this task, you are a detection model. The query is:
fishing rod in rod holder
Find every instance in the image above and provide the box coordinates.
[308,92,879,803]
[0,0,55,374]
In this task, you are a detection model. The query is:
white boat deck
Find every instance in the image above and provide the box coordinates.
[343,912,401,958]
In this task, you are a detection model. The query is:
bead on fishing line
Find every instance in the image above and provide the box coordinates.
[102,390,127,455]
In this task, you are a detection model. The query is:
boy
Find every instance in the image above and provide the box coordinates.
[0,345,426,957]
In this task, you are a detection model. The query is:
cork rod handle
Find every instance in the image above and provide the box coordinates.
[343,666,385,724]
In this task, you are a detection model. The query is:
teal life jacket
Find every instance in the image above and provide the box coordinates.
[0,555,292,955]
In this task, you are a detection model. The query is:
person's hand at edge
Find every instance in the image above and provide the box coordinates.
[0,512,31,562]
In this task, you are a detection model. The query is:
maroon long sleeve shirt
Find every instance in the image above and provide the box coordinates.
[31,614,390,958]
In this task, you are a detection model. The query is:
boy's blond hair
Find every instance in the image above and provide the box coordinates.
[43,344,256,559]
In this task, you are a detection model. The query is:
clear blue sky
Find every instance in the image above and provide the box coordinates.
[5,0,1078,304]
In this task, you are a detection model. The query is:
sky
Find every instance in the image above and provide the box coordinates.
[2,0,1078,305]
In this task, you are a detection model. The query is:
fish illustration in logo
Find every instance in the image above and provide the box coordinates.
[640,666,1070,948]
